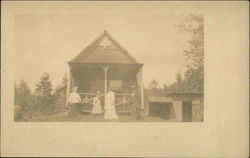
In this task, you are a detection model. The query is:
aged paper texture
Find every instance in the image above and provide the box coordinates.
[1,1,249,157]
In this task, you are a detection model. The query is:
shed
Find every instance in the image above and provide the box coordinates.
[166,92,204,122]
[147,96,175,120]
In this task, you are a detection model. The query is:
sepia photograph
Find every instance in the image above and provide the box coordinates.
[1,1,248,157]
[14,13,204,122]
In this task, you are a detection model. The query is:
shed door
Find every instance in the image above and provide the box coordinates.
[182,101,192,122]
[161,103,170,120]
[149,103,171,120]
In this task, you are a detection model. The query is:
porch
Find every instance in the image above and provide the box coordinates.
[66,31,144,115]
[67,64,143,114]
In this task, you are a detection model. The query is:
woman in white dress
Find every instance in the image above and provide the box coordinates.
[104,88,118,120]
[91,91,103,115]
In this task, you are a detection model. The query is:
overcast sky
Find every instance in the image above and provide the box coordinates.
[14,5,190,91]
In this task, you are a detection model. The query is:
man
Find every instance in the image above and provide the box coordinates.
[68,86,82,119]
[129,85,139,118]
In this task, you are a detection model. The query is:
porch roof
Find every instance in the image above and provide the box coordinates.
[69,30,142,66]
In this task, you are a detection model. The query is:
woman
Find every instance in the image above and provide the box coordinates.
[104,88,118,120]
[68,86,82,119]
[91,91,103,115]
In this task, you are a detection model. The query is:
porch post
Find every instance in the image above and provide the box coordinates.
[66,66,72,108]
[103,66,109,109]
[103,66,109,94]
[136,67,144,110]
[139,68,144,110]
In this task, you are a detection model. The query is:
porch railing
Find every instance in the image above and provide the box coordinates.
[115,93,131,114]
[79,93,96,113]
[78,92,131,114]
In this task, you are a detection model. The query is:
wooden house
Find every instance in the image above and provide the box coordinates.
[66,31,144,114]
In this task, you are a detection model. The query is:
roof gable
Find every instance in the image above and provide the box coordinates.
[69,31,140,65]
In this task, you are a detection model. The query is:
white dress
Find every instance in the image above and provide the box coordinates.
[104,91,118,120]
[91,97,103,114]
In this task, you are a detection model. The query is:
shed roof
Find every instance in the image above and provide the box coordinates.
[148,96,174,103]
[166,92,204,101]
[69,30,141,65]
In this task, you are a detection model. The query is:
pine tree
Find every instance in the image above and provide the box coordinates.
[35,72,53,114]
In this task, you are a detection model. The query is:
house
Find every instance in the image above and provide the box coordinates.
[66,30,144,115]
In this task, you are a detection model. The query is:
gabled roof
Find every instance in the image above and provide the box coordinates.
[69,30,141,65]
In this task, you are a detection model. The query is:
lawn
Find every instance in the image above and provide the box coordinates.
[27,111,173,122]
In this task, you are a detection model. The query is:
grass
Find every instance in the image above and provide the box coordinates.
[27,111,173,122]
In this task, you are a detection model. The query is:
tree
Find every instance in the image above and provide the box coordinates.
[14,80,35,121]
[55,73,67,95]
[183,66,204,92]
[60,73,68,86]
[178,14,204,69]
[148,79,159,89]
[35,72,53,114]
[53,73,68,112]
[178,14,204,92]
[165,15,204,93]
[176,72,183,86]
[14,80,32,112]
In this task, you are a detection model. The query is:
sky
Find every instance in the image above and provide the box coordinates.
[14,6,190,92]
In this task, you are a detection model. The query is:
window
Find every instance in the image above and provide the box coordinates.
[109,80,122,90]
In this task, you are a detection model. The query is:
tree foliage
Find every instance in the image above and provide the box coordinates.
[14,81,33,111]
[35,72,53,114]
[148,79,159,89]
[53,73,68,112]
[61,73,68,86]
[14,80,35,121]
[166,14,204,93]
[181,14,204,70]
[55,73,67,95]
[35,73,52,97]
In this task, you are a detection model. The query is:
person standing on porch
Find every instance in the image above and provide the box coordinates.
[104,88,118,120]
[68,86,82,119]
[129,85,139,118]
[91,91,103,115]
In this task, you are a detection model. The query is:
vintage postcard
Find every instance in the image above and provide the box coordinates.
[1,1,249,157]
